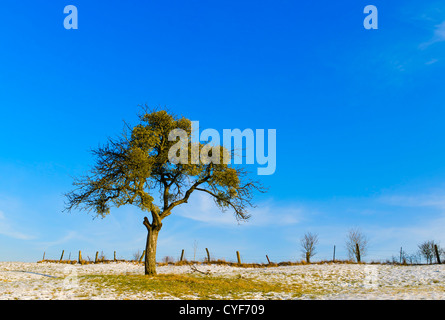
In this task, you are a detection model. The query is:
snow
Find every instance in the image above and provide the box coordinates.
[0,262,444,300]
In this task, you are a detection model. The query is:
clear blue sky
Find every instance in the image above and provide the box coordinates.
[1,0,445,262]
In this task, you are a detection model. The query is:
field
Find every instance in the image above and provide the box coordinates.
[1,261,444,300]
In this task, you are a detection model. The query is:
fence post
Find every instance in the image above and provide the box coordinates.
[60,250,64,262]
[139,250,145,263]
[356,243,361,263]
[78,250,82,264]
[236,251,241,265]
[333,245,336,262]
[42,252,46,261]
[180,249,185,262]
[266,255,271,265]
[95,251,99,263]
[205,248,211,263]
[434,244,441,264]
[114,251,116,262]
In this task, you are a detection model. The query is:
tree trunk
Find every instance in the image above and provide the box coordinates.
[144,227,160,275]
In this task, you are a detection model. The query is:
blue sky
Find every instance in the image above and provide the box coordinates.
[1,0,445,263]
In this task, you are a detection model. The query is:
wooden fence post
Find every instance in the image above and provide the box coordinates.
[95,251,99,263]
[139,250,145,263]
[434,244,441,264]
[180,249,185,262]
[236,251,241,264]
[205,248,210,263]
[356,243,361,263]
[42,252,46,261]
[60,250,64,262]
[114,251,116,262]
[266,255,271,265]
[78,250,82,264]
[333,245,336,262]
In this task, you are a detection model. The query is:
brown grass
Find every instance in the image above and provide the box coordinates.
[80,273,306,299]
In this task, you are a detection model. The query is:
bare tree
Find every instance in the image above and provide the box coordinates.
[345,228,368,262]
[440,247,445,264]
[418,240,437,264]
[406,252,421,265]
[300,232,319,263]
[162,256,175,264]
[132,249,143,261]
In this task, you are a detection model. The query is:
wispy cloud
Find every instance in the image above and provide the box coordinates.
[175,193,304,227]
[425,58,439,65]
[175,193,237,225]
[248,200,303,226]
[379,193,445,210]
[420,20,445,49]
[433,21,445,41]
[37,230,80,248]
[0,209,35,240]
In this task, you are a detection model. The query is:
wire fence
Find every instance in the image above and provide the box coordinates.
[39,245,444,266]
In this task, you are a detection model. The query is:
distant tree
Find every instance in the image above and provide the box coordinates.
[132,249,143,261]
[162,256,175,264]
[64,108,265,275]
[440,247,445,264]
[406,252,421,265]
[392,251,421,265]
[345,228,368,262]
[300,232,319,263]
[418,240,439,264]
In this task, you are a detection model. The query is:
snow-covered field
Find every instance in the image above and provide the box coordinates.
[1,261,444,300]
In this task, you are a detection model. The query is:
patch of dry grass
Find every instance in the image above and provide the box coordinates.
[80,273,308,299]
